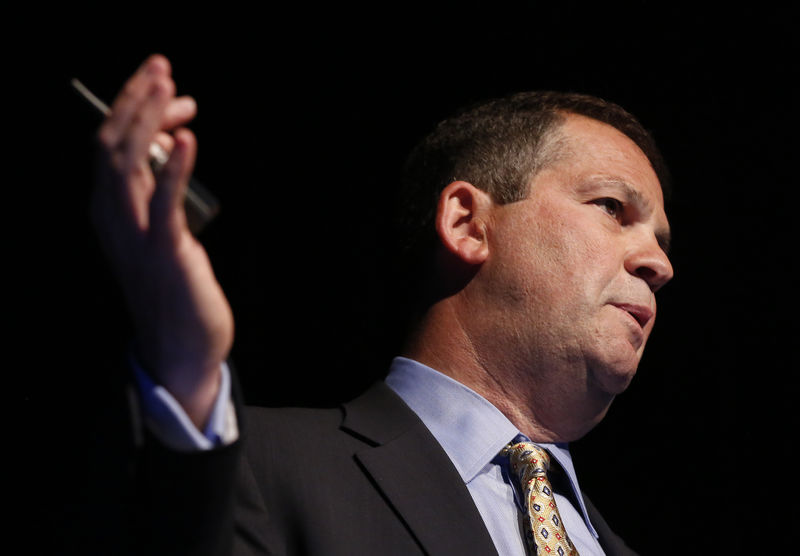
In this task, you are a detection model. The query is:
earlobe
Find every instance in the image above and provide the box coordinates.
[435,181,492,265]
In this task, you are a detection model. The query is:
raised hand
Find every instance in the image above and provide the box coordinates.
[92,55,233,428]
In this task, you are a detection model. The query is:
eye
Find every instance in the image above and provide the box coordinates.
[593,198,624,219]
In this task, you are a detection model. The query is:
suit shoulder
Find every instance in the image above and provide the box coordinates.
[243,405,344,436]
[239,405,364,471]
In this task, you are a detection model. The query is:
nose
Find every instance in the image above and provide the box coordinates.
[625,231,674,292]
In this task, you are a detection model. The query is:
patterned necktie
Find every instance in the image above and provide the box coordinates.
[503,441,579,556]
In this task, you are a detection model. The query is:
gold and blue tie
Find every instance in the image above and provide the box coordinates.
[503,441,579,556]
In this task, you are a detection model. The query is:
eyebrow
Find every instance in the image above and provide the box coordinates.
[579,177,672,254]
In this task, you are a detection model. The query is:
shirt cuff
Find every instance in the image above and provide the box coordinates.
[133,359,239,451]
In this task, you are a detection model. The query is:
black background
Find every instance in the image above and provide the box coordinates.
[16,3,797,553]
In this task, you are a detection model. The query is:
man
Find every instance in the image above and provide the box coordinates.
[93,54,672,555]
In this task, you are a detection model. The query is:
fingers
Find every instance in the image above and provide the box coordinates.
[98,55,171,152]
[94,55,198,242]
[97,56,196,170]
[94,61,168,236]
[152,130,175,158]
[162,96,197,130]
[125,77,175,171]
[148,98,197,161]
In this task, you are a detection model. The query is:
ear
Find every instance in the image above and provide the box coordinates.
[435,181,492,265]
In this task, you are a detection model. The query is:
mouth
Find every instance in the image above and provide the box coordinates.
[610,303,654,329]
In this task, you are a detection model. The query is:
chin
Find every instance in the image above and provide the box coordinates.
[587,353,640,396]
[583,330,644,393]
[595,369,636,395]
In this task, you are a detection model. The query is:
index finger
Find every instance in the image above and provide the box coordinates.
[98,55,173,149]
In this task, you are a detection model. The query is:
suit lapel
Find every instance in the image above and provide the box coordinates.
[342,383,498,555]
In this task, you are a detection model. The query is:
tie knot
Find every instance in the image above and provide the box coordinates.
[501,441,579,555]
[503,441,551,478]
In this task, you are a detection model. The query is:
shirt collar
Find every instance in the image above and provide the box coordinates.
[385,356,518,483]
[384,356,599,538]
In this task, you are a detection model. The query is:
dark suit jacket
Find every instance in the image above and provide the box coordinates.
[133,382,637,555]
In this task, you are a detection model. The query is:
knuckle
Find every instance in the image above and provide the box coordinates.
[129,110,145,129]
[161,77,176,97]
[154,131,175,153]
[121,79,140,100]
[151,77,175,101]
[96,126,116,150]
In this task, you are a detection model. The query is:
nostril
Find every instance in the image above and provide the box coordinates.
[636,266,656,281]
[636,266,663,292]
[636,264,673,292]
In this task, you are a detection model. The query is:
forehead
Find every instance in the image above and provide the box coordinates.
[532,114,671,241]
[552,114,659,181]
[548,114,666,200]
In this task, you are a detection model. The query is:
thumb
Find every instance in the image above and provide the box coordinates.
[149,128,197,241]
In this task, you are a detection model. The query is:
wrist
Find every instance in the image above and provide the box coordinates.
[134,341,225,429]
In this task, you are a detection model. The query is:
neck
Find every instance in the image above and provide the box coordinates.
[402,296,613,443]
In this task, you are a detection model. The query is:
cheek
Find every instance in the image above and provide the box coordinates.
[489,200,620,308]
[526,217,615,296]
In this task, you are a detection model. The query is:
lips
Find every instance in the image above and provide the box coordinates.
[610,303,654,329]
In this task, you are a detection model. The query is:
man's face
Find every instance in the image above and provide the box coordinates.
[473,114,673,400]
